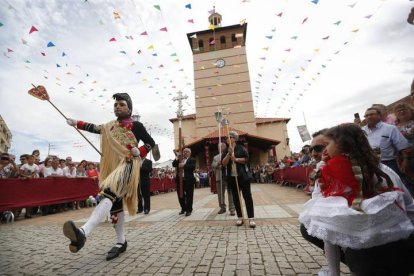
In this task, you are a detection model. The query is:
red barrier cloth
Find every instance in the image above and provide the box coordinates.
[150,178,164,193]
[273,167,312,186]
[0,178,99,212]
[163,178,175,191]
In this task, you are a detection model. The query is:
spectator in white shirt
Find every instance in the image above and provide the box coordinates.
[20,155,39,178]
[44,158,64,177]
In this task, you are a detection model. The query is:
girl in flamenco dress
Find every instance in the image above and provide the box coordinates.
[299,124,414,276]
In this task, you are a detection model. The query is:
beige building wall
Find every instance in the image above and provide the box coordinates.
[257,122,291,161]
[193,46,256,138]
[0,115,12,154]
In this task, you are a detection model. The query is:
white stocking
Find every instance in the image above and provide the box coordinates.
[324,241,340,276]
[80,197,112,237]
[115,211,126,247]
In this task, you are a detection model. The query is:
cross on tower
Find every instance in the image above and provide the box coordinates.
[172,90,188,118]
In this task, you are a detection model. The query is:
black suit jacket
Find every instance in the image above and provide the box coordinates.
[140,158,152,186]
[172,157,196,185]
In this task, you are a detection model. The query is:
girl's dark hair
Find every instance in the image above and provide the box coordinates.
[325,123,393,195]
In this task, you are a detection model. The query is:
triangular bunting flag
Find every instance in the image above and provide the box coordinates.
[41,52,45,56]
[22,39,28,45]
[333,21,341,25]
[190,34,197,38]
[120,50,126,54]
[351,29,359,33]
[113,12,120,19]
[148,45,154,50]
[7,48,13,52]
[56,64,61,67]
[187,19,194,23]
[185,3,191,9]
[276,12,283,17]
[140,31,148,35]
[47,42,55,47]
[311,0,319,4]
[322,36,330,40]
[62,52,66,57]
[302,17,308,24]
[109,37,116,42]
[29,25,38,34]
[160,27,168,32]
[153,5,161,11]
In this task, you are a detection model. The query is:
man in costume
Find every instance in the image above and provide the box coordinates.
[62,93,155,261]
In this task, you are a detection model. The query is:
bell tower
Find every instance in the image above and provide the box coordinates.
[186,11,256,138]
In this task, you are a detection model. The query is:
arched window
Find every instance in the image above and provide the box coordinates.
[198,40,204,48]
[214,18,218,26]
[220,36,226,44]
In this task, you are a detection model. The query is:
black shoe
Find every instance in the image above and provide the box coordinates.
[63,220,86,253]
[144,210,149,215]
[136,209,143,214]
[185,212,192,216]
[106,241,127,261]
[179,210,185,215]
[217,208,226,214]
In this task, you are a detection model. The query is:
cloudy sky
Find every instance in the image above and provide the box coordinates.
[0,0,413,163]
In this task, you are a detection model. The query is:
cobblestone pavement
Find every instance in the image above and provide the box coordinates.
[0,184,350,275]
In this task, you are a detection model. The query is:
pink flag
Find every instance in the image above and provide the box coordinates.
[209,39,215,45]
[276,12,283,17]
[109,37,116,42]
[187,19,194,23]
[160,27,168,32]
[41,52,45,56]
[29,25,38,34]
[7,48,13,52]
[302,17,308,24]
[140,31,148,35]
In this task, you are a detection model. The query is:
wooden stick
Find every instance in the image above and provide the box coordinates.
[31,84,102,156]
[178,120,183,198]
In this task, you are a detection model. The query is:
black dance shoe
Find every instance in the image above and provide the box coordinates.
[106,241,127,261]
[179,210,185,215]
[63,220,86,253]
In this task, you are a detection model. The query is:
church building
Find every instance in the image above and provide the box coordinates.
[170,11,291,168]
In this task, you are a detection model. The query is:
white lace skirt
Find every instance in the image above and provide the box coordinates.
[299,191,414,249]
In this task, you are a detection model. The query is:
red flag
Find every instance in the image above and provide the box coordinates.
[140,31,148,35]
[29,25,38,34]
[160,27,168,32]
[109,37,116,42]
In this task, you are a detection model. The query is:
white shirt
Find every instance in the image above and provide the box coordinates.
[20,163,39,177]
[44,167,63,177]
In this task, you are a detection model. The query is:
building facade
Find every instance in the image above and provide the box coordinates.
[0,115,12,154]
[171,12,291,168]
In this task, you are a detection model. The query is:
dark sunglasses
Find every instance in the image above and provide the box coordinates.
[310,144,325,153]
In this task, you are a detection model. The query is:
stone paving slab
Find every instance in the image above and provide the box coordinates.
[0,184,351,275]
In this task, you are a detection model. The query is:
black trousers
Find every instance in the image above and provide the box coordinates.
[176,179,194,212]
[228,176,254,218]
[300,224,414,275]
[138,181,150,212]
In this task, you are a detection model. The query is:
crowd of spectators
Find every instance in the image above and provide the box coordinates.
[0,149,100,220]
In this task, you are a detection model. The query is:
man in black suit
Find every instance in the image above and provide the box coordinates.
[137,158,152,214]
[172,148,196,216]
